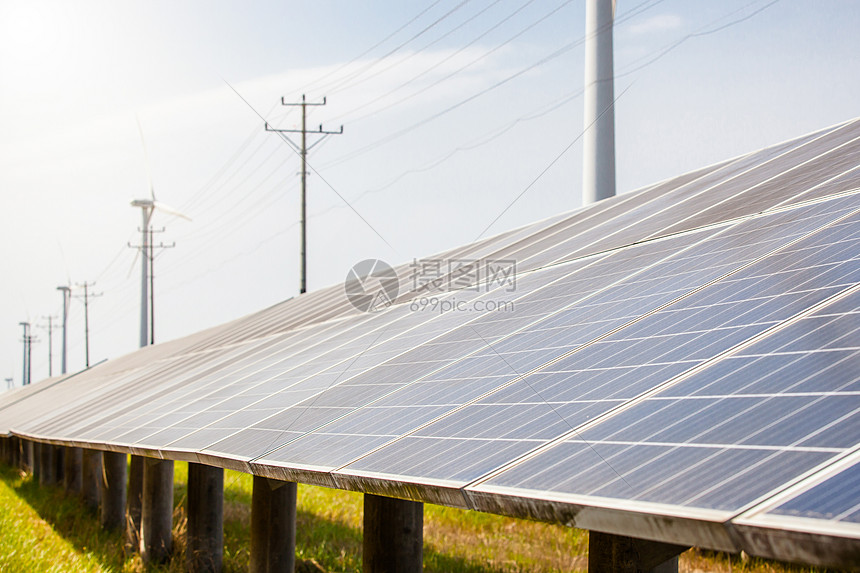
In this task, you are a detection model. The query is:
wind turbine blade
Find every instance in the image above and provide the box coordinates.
[136,114,156,201]
[153,200,192,221]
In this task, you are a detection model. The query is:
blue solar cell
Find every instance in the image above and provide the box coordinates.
[477,283,860,513]
[772,461,860,523]
[342,196,860,492]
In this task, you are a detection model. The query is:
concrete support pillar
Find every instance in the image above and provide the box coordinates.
[11,437,20,468]
[25,440,34,472]
[64,447,83,494]
[54,445,65,483]
[587,531,687,573]
[187,463,224,573]
[250,476,297,573]
[82,449,102,511]
[32,442,42,480]
[363,494,423,573]
[126,454,144,552]
[39,443,57,485]
[100,452,128,530]
[141,458,174,565]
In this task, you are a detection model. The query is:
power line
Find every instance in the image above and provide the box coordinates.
[327,0,506,97]
[325,0,545,124]
[310,0,474,96]
[293,0,448,95]
[314,0,775,219]
[474,82,634,241]
[320,0,661,169]
[615,0,782,80]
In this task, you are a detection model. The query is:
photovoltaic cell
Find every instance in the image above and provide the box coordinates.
[477,278,860,514]
[132,289,493,452]
[338,194,860,488]
[200,257,611,463]
[20,343,257,440]
[656,122,860,237]
[256,234,714,470]
[39,316,358,444]
[779,166,860,208]
[769,460,860,523]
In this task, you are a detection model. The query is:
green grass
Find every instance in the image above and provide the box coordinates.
[0,464,122,572]
[0,460,847,572]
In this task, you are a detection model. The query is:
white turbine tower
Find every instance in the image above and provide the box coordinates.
[582,0,616,205]
[132,118,190,348]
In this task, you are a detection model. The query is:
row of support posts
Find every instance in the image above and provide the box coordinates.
[0,437,686,572]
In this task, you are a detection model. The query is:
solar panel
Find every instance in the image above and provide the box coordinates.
[250,234,707,475]
[730,447,860,565]
[193,257,609,466]
[465,241,860,535]
[762,457,860,522]
[333,193,860,499]
[68,303,431,448]
[732,447,860,556]
[655,120,860,237]
[779,164,860,207]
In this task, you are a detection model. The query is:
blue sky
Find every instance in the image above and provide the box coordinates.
[1,0,858,388]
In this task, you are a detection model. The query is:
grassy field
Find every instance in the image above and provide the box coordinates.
[0,461,842,572]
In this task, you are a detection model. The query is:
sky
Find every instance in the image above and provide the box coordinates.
[1,0,858,390]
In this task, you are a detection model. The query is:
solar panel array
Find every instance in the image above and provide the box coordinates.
[2,117,860,568]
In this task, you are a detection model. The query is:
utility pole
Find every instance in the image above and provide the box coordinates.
[4,377,12,390]
[266,95,343,295]
[39,315,58,377]
[57,286,71,374]
[129,226,174,345]
[74,282,102,368]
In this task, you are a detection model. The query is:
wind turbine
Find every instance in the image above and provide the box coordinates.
[131,118,190,348]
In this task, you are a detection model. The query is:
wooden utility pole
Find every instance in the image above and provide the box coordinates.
[266,95,343,294]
